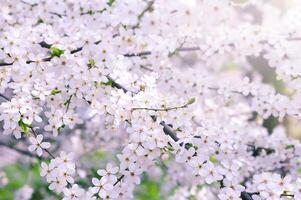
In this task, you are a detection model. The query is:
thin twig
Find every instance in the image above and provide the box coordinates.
[65,94,73,113]
[113,174,125,186]
[0,141,39,158]
[159,121,179,142]
[131,103,189,112]
[133,0,155,29]
[0,94,10,101]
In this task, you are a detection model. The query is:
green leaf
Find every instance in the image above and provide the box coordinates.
[57,124,65,132]
[107,0,115,6]
[166,146,174,152]
[187,97,196,105]
[101,79,114,87]
[18,119,29,134]
[184,143,193,149]
[64,95,73,107]
[64,100,69,106]
[263,116,279,134]
[285,144,295,149]
[297,167,301,174]
[87,10,94,15]
[36,18,44,24]
[209,155,219,164]
[50,47,64,57]
[51,89,61,95]
[88,58,96,68]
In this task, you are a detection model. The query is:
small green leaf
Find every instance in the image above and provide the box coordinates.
[51,89,61,95]
[166,146,174,152]
[64,99,70,106]
[88,58,96,69]
[297,167,301,174]
[285,144,295,149]
[107,0,115,6]
[18,119,29,134]
[209,155,219,164]
[185,143,193,149]
[87,10,94,15]
[101,79,114,87]
[175,127,182,132]
[187,97,196,105]
[50,47,64,57]
[37,18,44,24]
[57,124,65,132]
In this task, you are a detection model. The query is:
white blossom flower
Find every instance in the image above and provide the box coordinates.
[63,184,84,200]
[91,177,114,198]
[97,163,119,182]
[0,1,301,199]
[28,134,51,156]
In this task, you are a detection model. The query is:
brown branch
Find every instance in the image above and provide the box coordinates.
[0,141,39,158]
[113,174,125,186]
[0,94,10,101]
[131,102,190,112]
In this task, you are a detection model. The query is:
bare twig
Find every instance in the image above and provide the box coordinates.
[0,141,38,158]
[0,94,10,101]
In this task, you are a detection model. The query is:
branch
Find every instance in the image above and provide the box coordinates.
[0,44,202,67]
[106,76,136,94]
[123,51,151,57]
[0,62,13,67]
[240,192,257,200]
[131,98,195,112]
[113,174,125,186]
[0,141,40,159]
[133,1,155,29]
[0,94,10,101]
[159,121,180,142]
[64,94,74,113]
[157,121,261,200]
[20,0,38,7]
[281,193,294,198]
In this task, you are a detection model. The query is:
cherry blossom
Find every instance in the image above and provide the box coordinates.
[28,134,51,156]
[0,0,301,199]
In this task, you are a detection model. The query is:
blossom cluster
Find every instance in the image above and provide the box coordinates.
[0,0,301,200]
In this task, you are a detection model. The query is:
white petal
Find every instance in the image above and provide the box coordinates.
[98,189,107,198]
[37,147,43,156]
[41,142,51,149]
[91,187,99,194]
[29,137,37,144]
[92,178,100,186]
[36,134,43,143]
[97,169,107,176]
[111,167,119,174]
[28,145,36,152]
[35,115,42,123]
[41,162,47,169]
